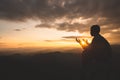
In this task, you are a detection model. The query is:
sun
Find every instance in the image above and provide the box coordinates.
[80,40,88,48]
[76,38,92,49]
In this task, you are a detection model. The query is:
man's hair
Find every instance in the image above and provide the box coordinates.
[91,25,100,33]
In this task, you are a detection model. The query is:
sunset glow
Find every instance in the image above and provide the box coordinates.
[0,1,119,80]
[0,19,118,49]
[0,0,120,51]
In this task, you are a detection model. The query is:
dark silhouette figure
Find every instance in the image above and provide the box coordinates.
[76,25,112,80]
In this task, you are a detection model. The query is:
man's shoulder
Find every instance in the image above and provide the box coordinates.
[95,35,107,42]
[95,35,111,48]
[92,34,111,47]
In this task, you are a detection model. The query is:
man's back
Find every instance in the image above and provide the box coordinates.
[90,34,112,63]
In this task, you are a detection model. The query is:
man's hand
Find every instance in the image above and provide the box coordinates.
[76,37,80,43]
[76,38,83,46]
[76,38,89,50]
[82,39,89,45]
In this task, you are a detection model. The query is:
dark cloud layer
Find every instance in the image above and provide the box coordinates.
[0,0,120,36]
[0,0,120,22]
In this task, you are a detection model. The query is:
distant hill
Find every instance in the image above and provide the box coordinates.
[0,45,120,80]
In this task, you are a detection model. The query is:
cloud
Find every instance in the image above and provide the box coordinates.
[56,22,87,32]
[0,43,5,44]
[35,22,88,33]
[14,29,22,31]
[0,0,69,21]
[35,23,54,28]
[0,0,120,22]
[62,36,91,39]
[14,28,26,31]
[0,0,120,38]
[44,39,74,42]
[0,42,7,46]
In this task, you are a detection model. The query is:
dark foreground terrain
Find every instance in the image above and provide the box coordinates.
[0,45,120,80]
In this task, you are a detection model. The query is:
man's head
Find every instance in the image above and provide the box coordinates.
[90,25,100,36]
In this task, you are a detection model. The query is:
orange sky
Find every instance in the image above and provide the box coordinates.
[0,0,120,50]
[0,19,119,50]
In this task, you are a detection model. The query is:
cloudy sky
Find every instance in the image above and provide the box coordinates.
[0,0,120,49]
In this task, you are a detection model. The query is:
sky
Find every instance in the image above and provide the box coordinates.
[0,0,120,50]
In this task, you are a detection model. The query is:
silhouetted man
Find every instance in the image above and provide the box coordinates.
[76,25,112,80]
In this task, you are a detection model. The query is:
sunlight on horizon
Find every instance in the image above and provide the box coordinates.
[0,19,119,50]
